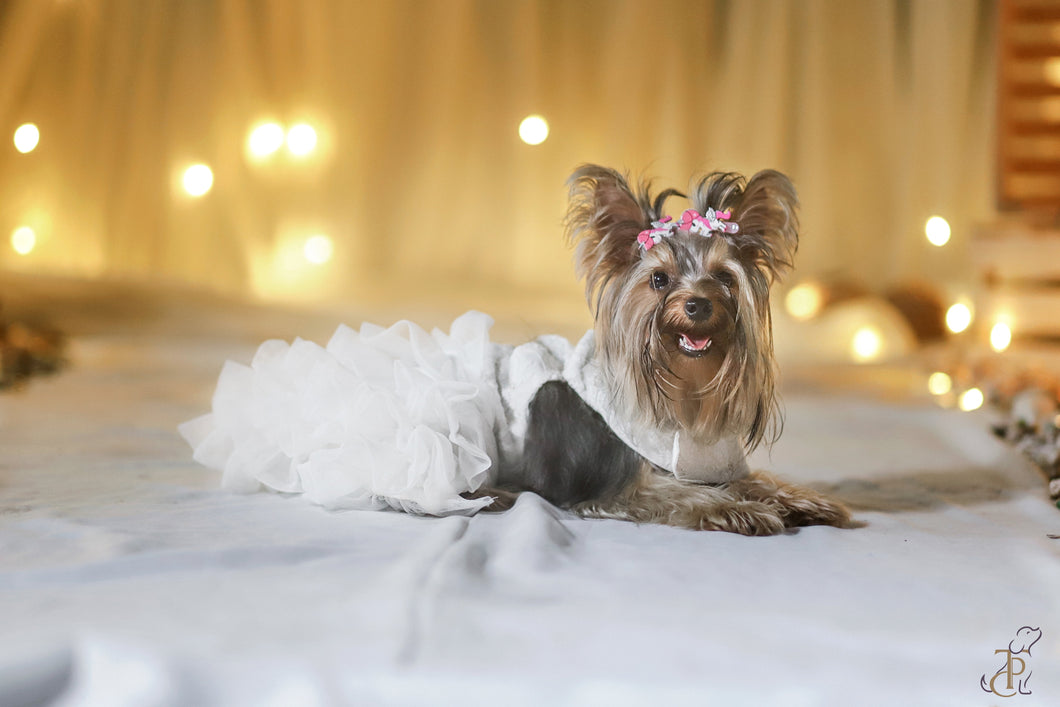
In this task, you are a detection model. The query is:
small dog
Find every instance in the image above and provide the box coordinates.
[473,164,854,535]
[183,163,854,535]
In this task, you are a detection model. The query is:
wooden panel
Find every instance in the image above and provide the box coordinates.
[991,342,1060,372]
[1007,135,1060,159]
[998,0,1060,212]
[974,227,1060,351]
[1012,3,1060,22]
[973,227,1060,280]
[982,287,1060,335]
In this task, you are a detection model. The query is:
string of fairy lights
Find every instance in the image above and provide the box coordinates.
[6,113,1009,413]
[782,212,1016,413]
[7,113,553,293]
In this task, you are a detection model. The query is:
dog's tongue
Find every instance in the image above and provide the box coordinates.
[680,333,711,351]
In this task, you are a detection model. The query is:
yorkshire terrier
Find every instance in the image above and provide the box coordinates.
[184,163,855,535]
[471,164,854,535]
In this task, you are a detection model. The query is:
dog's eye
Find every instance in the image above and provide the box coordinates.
[650,271,670,290]
[715,271,735,289]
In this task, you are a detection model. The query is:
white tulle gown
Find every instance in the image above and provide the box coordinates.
[180,311,749,516]
[180,312,514,515]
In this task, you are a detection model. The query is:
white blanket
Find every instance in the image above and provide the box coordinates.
[2,324,1059,706]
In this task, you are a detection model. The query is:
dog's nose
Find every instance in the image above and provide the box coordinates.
[684,297,712,321]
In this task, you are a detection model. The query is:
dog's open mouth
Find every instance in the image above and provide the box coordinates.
[677,333,712,357]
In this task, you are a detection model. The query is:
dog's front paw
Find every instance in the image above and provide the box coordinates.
[695,500,787,536]
[737,471,857,529]
[775,490,856,529]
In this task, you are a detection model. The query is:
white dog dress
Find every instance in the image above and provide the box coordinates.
[180,311,749,516]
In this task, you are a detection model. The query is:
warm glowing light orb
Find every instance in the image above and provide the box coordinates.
[945,302,972,334]
[785,282,824,321]
[182,164,214,197]
[851,326,883,363]
[248,122,286,158]
[287,123,318,156]
[13,123,40,153]
[990,322,1012,352]
[925,216,951,247]
[927,371,952,396]
[1045,57,1060,87]
[518,115,549,145]
[10,226,36,255]
[958,388,984,412]
[303,234,334,265]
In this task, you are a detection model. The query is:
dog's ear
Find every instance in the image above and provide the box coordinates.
[690,169,799,286]
[730,170,799,285]
[565,165,661,307]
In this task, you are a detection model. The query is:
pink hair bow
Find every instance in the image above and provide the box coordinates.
[636,216,673,251]
[679,208,739,237]
[637,208,739,251]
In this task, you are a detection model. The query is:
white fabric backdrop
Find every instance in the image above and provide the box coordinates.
[0,0,995,308]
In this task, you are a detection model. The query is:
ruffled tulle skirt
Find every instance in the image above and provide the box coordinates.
[179,311,507,516]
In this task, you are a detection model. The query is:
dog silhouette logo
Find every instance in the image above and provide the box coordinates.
[981,626,1042,697]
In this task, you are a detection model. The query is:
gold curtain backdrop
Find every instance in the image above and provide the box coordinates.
[0,0,994,316]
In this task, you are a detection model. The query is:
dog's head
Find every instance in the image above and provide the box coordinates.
[565,164,798,450]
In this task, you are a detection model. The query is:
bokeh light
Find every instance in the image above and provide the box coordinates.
[1045,57,1060,87]
[287,123,318,157]
[990,322,1012,352]
[247,122,286,158]
[10,226,36,255]
[785,282,824,321]
[925,216,951,247]
[182,164,214,197]
[518,115,549,145]
[927,371,952,396]
[303,234,334,265]
[958,388,984,412]
[945,302,972,334]
[851,326,883,363]
[13,123,40,153]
